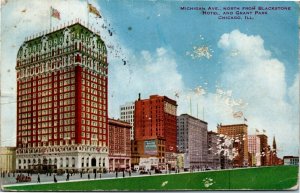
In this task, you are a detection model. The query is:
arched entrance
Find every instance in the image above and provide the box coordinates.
[91,158,96,167]
[91,158,96,173]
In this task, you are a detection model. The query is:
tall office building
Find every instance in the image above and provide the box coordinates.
[15,21,109,172]
[134,95,177,164]
[177,114,208,169]
[248,135,261,166]
[120,102,135,140]
[217,124,249,167]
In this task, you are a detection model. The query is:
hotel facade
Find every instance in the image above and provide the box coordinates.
[15,22,109,173]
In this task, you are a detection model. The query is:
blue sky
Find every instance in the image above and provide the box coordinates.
[98,0,298,91]
[0,0,299,157]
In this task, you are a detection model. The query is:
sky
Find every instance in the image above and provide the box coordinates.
[0,0,299,158]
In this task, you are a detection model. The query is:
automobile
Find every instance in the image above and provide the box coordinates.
[139,170,148,175]
[154,169,162,174]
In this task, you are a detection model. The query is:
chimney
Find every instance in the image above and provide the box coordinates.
[138,93,141,101]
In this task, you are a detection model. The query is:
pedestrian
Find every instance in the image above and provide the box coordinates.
[94,172,96,179]
[99,173,101,179]
[37,174,40,183]
[54,175,57,183]
[66,173,70,181]
[129,170,131,177]
[116,171,118,178]
[16,174,19,183]
[88,173,90,180]
[122,170,125,178]
[80,171,82,178]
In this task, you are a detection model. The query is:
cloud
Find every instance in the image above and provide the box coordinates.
[216,29,299,156]
[288,73,299,106]
[108,47,184,118]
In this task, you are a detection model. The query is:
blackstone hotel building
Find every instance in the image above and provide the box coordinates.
[15,21,109,173]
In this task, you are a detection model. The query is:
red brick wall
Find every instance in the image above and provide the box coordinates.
[134,95,177,153]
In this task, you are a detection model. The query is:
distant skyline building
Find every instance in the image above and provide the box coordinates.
[264,137,280,166]
[120,102,135,140]
[217,124,249,167]
[108,118,131,172]
[257,134,268,166]
[177,114,208,169]
[207,131,221,169]
[0,147,16,172]
[134,94,177,165]
[15,22,109,173]
[283,156,299,166]
[248,135,261,166]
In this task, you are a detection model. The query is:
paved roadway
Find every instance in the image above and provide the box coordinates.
[0,170,181,186]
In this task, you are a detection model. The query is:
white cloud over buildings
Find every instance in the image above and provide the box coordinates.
[217,30,299,156]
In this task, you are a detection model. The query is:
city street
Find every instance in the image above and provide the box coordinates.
[1,170,181,186]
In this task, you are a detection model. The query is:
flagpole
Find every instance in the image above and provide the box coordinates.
[50,7,52,29]
[189,96,192,116]
[87,0,89,26]
[197,103,198,119]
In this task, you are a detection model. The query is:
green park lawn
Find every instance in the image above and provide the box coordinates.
[3,165,298,191]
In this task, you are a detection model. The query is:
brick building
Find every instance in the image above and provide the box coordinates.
[265,137,280,166]
[257,134,268,166]
[270,136,280,165]
[15,21,109,173]
[108,119,131,172]
[134,95,177,165]
[217,124,248,167]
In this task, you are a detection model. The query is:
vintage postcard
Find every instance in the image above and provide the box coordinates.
[0,0,299,191]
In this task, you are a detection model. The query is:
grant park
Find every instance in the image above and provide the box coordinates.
[2,166,299,191]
